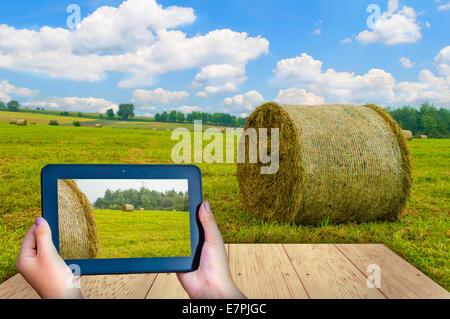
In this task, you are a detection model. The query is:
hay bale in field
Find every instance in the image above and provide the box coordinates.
[57,179,98,259]
[419,135,428,139]
[122,204,134,212]
[237,102,411,225]
[402,130,413,141]
[9,119,17,124]
[16,119,27,126]
[29,121,36,125]
[139,207,145,211]
[95,123,102,128]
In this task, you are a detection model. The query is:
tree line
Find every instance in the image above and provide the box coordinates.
[154,111,247,127]
[93,187,189,212]
[387,103,449,138]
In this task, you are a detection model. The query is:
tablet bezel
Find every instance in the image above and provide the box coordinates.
[41,164,204,275]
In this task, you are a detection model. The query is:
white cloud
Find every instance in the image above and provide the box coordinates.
[143,113,155,118]
[437,2,450,11]
[176,105,203,113]
[196,82,238,97]
[192,64,246,87]
[340,38,352,44]
[435,46,450,77]
[132,88,189,105]
[313,29,321,35]
[221,90,264,114]
[140,105,157,111]
[272,50,450,107]
[22,97,118,113]
[356,1,421,45]
[0,0,269,88]
[274,88,325,105]
[399,57,415,68]
[425,21,431,28]
[0,79,39,102]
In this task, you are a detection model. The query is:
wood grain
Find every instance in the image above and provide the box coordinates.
[145,273,189,299]
[0,274,39,299]
[228,244,309,299]
[335,244,450,299]
[81,273,156,299]
[283,244,385,299]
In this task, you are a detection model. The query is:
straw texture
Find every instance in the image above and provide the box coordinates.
[237,102,411,225]
[58,179,98,259]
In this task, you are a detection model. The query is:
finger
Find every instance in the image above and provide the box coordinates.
[34,217,56,257]
[18,223,37,258]
[199,202,223,246]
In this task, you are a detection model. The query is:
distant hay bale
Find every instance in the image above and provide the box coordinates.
[95,123,102,128]
[237,102,411,225]
[402,130,413,141]
[139,207,145,211]
[419,135,428,139]
[57,180,98,259]
[122,204,134,212]
[29,121,36,125]
[9,119,17,124]
[16,119,27,126]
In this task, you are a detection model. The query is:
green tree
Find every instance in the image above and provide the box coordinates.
[7,100,20,112]
[160,111,168,122]
[117,104,135,120]
[176,112,185,122]
[106,108,115,119]
[155,113,161,121]
[169,110,177,122]
[0,101,5,109]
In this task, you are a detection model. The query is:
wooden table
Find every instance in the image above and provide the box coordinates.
[0,244,448,299]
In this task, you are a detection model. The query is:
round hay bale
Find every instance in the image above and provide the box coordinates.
[402,130,413,141]
[9,119,17,124]
[57,179,98,259]
[16,119,27,126]
[139,207,145,211]
[419,135,428,139]
[95,123,102,128]
[237,102,411,225]
[122,204,134,212]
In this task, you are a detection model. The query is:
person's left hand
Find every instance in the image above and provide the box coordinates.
[16,217,83,299]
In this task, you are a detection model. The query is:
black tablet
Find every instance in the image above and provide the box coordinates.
[41,164,204,275]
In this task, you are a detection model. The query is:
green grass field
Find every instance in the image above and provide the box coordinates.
[0,123,448,290]
[0,110,96,125]
[93,209,190,258]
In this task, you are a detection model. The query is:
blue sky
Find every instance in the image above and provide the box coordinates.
[0,0,449,116]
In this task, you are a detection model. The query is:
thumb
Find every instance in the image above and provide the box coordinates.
[199,202,223,246]
[34,217,56,257]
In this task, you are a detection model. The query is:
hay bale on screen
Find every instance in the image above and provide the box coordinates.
[237,102,411,225]
[122,204,134,212]
[58,179,98,259]
[9,119,17,124]
[402,130,413,141]
[16,119,27,126]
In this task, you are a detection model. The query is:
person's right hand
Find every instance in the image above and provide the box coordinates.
[177,202,246,299]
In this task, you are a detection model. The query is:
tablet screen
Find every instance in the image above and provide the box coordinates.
[57,179,191,259]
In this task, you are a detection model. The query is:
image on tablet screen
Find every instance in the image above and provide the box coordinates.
[57,179,190,259]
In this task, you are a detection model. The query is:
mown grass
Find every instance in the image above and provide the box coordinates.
[0,123,448,290]
[93,209,190,258]
[0,111,96,125]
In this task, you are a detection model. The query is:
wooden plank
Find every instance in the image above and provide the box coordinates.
[146,273,189,299]
[283,244,385,299]
[335,244,450,299]
[81,273,157,299]
[228,244,309,299]
[0,274,39,299]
